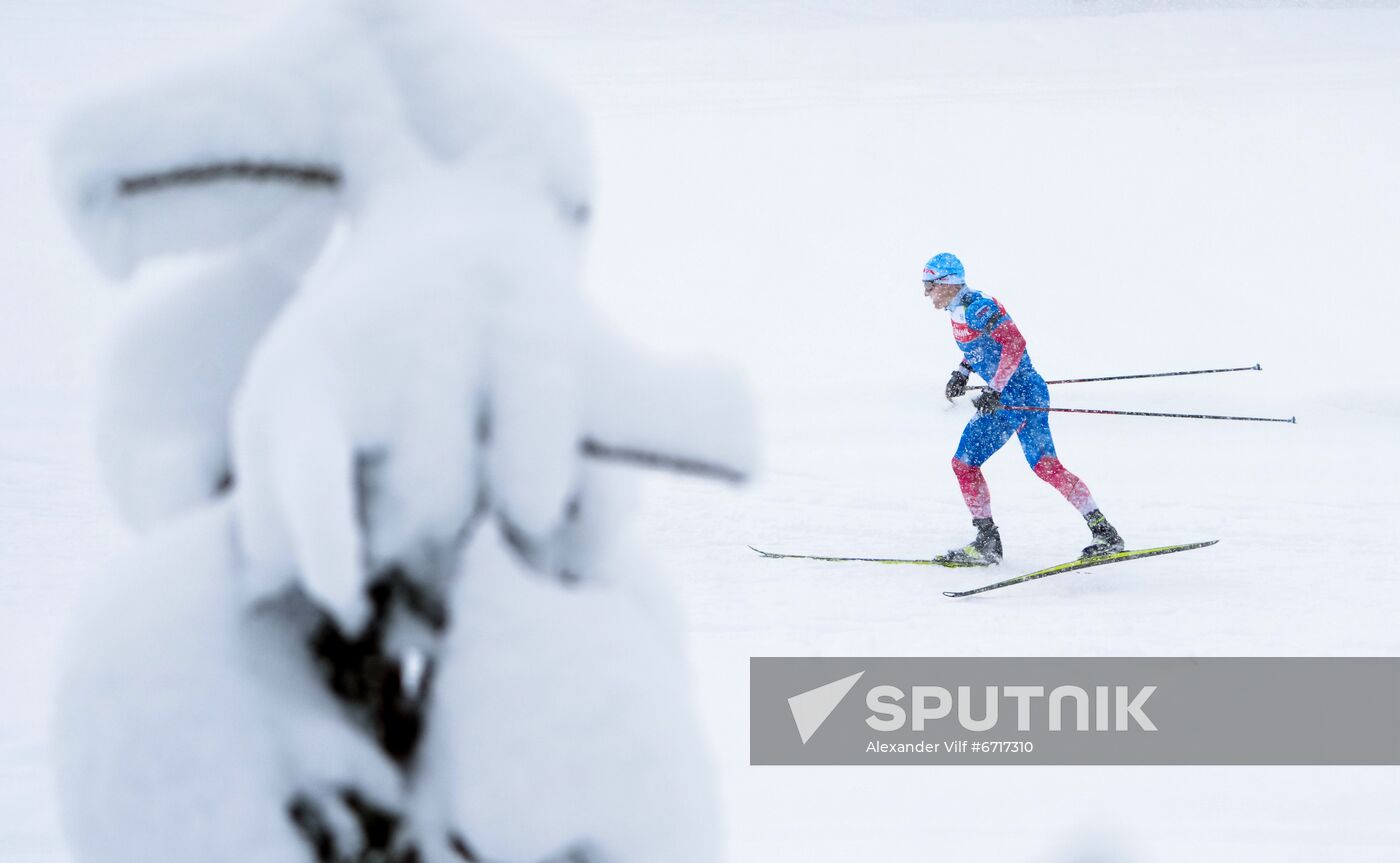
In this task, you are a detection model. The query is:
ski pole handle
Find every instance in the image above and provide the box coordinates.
[1002,405,1295,424]
[970,364,1261,390]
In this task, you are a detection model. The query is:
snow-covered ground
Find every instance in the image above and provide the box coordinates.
[3,2,1399,861]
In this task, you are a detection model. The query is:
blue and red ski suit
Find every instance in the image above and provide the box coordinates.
[945,287,1098,520]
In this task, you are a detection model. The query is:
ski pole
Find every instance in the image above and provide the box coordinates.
[1001,405,1296,424]
[971,364,1261,390]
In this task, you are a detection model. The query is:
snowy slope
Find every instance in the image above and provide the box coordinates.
[3,2,1400,862]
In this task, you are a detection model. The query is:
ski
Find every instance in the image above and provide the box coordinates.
[748,545,987,568]
[941,540,1219,597]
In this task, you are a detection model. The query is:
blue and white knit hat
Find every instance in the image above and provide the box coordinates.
[921,252,965,285]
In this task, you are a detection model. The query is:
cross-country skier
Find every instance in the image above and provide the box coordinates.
[923,252,1125,565]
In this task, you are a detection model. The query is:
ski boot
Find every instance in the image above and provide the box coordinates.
[939,517,1003,566]
[1081,509,1125,558]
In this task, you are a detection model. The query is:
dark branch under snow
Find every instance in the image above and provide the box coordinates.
[118,161,341,196]
[580,438,748,484]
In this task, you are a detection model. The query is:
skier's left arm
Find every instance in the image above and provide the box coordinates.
[968,301,1027,392]
[986,320,1026,391]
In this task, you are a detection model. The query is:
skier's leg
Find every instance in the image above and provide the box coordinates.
[1030,459,1092,512]
[1031,455,1098,514]
[1016,410,1093,513]
[1016,412,1124,555]
[944,411,1020,564]
[950,458,992,519]
[950,410,1020,519]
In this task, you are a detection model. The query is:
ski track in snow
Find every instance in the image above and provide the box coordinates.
[3,3,1400,862]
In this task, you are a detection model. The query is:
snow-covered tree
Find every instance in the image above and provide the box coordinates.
[49,2,755,860]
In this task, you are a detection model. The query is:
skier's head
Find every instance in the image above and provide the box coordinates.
[922,252,965,309]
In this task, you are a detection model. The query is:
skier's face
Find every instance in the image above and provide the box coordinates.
[924,280,961,310]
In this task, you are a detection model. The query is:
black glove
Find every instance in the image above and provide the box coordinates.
[945,368,970,400]
[973,388,1001,416]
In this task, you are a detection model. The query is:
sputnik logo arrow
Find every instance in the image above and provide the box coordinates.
[787,671,865,744]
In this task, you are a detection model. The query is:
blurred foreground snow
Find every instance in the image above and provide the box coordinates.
[43,1,754,861]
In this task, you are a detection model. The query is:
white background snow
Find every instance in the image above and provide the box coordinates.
[3,1,1399,861]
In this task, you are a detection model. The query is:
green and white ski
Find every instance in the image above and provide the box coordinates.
[942,540,1219,598]
[748,545,987,568]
